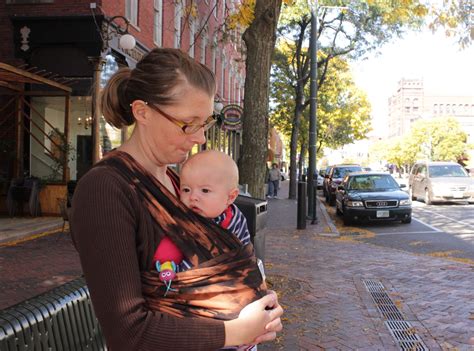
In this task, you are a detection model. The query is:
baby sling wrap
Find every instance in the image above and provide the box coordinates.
[101,151,267,320]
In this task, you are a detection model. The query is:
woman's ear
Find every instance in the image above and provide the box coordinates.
[130,100,150,125]
[227,187,240,205]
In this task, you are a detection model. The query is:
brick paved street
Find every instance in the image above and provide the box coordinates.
[1,180,474,350]
[0,232,82,309]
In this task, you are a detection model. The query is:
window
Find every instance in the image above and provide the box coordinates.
[153,0,163,46]
[228,68,232,101]
[189,19,196,58]
[200,28,208,64]
[174,1,183,48]
[125,0,138,26]
[211,34,218,73]
[221,52,226,97]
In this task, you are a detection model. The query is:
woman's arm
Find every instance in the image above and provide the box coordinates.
[71,167,225,351]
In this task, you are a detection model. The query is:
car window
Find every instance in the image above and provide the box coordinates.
[333,166,362,178]
[428,165,468,177]
[348,175,399,191]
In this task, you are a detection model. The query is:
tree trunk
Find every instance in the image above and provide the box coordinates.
[240,0,282,199]
[288,103,304,199]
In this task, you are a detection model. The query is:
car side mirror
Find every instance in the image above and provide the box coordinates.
[400,184,406,188]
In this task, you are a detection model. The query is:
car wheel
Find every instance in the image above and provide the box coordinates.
[343,213,352,226]
[401,217,412,224]
[425,189,432,205]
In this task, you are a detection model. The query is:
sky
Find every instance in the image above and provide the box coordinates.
[351,28,474,138]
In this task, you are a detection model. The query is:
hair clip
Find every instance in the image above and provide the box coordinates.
[129,101,148,107]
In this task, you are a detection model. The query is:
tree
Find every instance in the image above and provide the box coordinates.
[272,0,427,198]
[411,117,468,162]
[428,0,473,48]
[239,0,283,198]
[373,117,469,172]
[271,49,371,177]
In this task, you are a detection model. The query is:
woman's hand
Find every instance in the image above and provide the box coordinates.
[224,291,283,347]
[251,290,283,344]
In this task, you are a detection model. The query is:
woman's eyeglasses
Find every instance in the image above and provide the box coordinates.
[145,102,217,135]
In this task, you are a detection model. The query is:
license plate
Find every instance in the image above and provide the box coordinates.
[452,191,464,198]
[376,210,390,218]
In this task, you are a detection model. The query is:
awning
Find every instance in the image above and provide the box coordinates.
[0,62,72,93]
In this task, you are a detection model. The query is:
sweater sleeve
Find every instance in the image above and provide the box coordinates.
[70,167,225,351]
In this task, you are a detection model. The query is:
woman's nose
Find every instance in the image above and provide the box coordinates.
[189,127,206,145]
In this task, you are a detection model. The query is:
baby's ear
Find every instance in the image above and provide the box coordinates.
[227,187,240,205]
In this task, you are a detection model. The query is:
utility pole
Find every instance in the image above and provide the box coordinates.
[308,0,318,224]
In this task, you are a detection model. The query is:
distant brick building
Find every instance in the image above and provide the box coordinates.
[0,0,246,190]
[388,78,474,141]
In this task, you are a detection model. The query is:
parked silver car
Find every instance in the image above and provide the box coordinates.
[408,161,474,204]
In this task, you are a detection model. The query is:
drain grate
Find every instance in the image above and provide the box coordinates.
[386,321,428,351]
[363,280,428,351]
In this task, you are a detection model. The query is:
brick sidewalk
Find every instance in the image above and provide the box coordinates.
[1,181,474,350]
[260,182,474,350]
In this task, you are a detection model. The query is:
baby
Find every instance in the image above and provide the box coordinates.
[179,150,251,246]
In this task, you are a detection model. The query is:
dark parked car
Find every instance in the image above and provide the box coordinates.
[324,164,362,205]
[335,172,412,225]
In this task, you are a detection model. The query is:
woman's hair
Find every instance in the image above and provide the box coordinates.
[101,48,216,128]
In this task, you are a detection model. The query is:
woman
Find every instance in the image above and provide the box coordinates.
[71,48,283,350]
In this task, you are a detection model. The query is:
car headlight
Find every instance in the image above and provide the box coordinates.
[346,200,363,207]
[399,199,411,206]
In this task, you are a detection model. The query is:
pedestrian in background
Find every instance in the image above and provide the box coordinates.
[267,163,281,199]
[71,48,282,351]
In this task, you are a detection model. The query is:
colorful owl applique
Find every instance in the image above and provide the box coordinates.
[153,236,184,296]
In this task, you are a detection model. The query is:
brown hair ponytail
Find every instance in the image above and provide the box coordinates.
[101,68,134,129]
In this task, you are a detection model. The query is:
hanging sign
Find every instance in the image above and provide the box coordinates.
[221,104,243,131]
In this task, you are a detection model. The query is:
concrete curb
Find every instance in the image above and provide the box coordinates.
[318,197,340,237]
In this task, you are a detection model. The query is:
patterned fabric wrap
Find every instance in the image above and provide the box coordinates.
[101,151,267,320]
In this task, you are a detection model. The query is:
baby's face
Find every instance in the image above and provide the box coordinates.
[180,167,235,218]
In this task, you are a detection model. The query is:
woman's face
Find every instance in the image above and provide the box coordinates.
[138,83,214,166]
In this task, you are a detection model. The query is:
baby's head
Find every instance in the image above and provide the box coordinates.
[180,150,239,218]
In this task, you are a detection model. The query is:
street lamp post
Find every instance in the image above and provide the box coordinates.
[307,3,348,224]
[308,1,318,224]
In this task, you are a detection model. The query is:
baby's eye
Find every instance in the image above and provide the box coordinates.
[181,187,191,193]
[202,188,210,193]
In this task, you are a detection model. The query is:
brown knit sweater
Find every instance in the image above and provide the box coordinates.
[71,160,226,350]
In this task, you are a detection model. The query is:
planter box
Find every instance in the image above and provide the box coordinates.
[39,184,67,216]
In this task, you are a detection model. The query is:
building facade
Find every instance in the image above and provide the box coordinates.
[387,78,474,141]
[0,0,246,214]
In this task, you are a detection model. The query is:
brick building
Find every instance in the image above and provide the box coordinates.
[388,78,474,141]
[0,0,246,214]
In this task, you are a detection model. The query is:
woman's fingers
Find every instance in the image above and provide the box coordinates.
[265,317,283,332]
[253,331,277,344]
